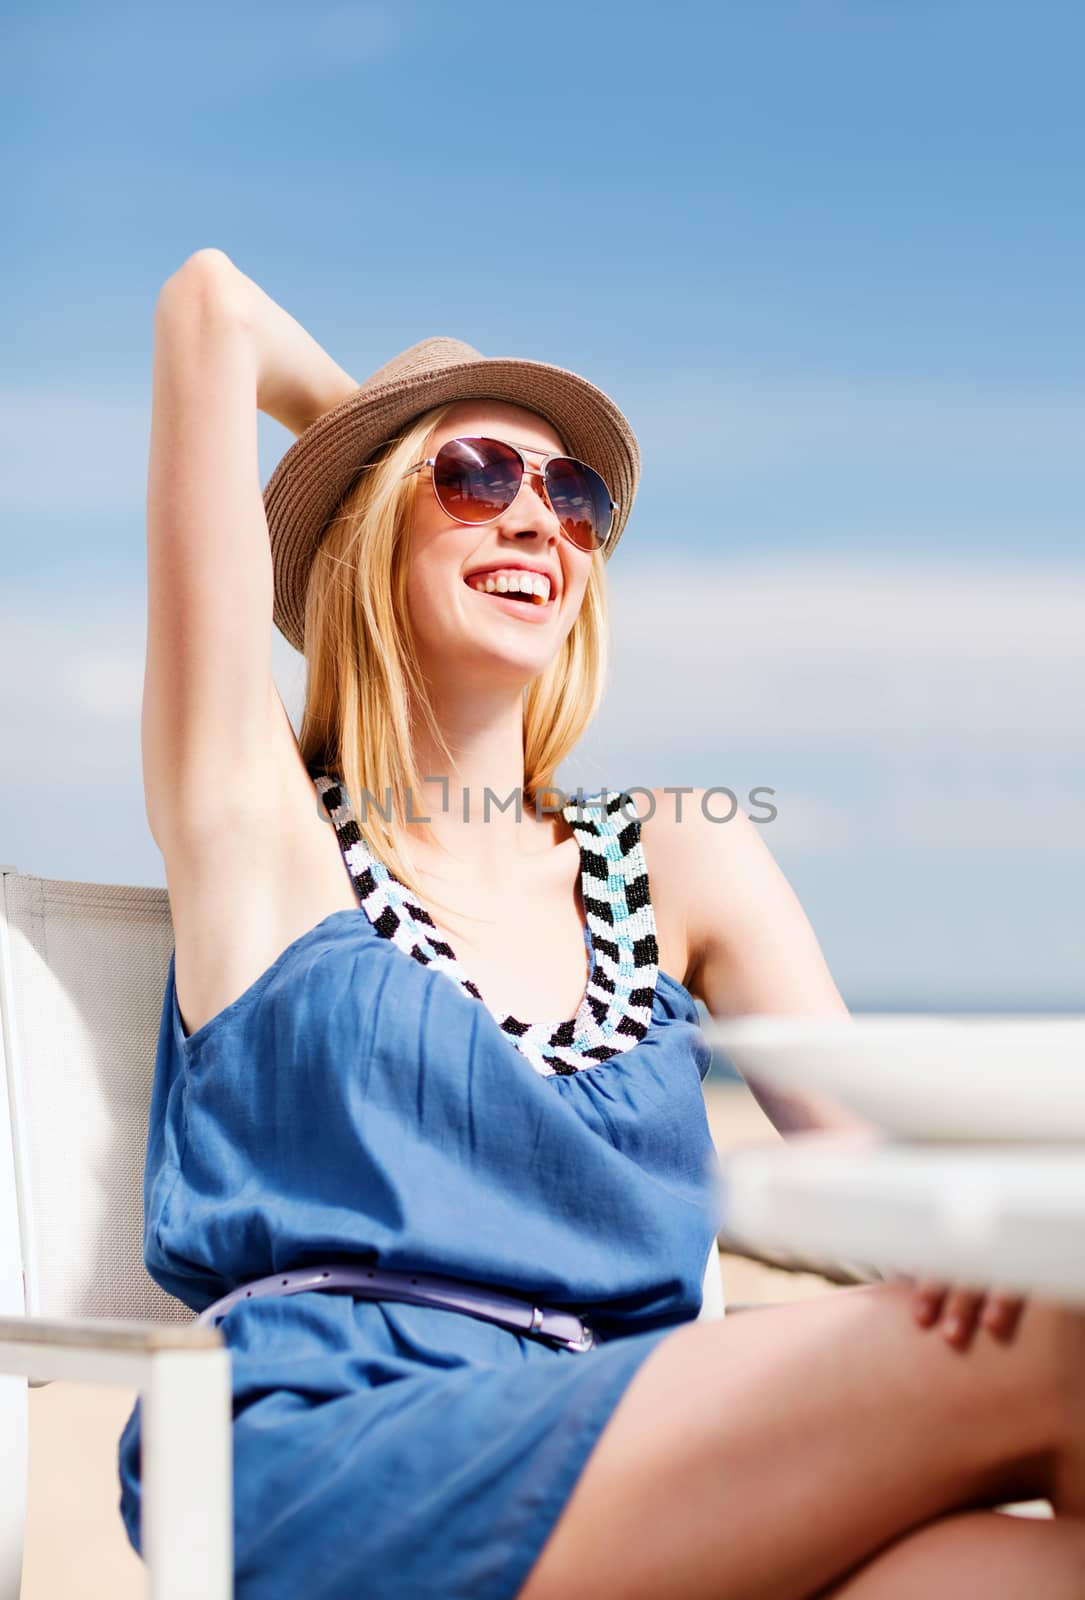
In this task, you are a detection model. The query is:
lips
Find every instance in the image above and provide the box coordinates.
[464,582,555,622]
[464,567,556,608]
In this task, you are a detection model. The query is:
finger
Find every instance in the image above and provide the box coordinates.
[941,1289,985,1349]
[981,1295,1026,1342]
[911,1280,948,1328]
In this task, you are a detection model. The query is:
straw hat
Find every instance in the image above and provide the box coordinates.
[263,335,641,653]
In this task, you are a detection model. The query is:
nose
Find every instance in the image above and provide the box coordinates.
[500,464,562,543]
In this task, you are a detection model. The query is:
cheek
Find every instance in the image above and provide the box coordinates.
[403,565,444,638]
[403,532,456,625]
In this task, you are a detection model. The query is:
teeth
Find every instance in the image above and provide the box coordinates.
[469,569,552,604]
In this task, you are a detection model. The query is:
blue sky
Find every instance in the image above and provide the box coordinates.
[3,1,1083,1011]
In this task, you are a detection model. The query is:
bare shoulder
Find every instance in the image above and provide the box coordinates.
[624,786,754,989]
[161,685,358,1041]
[629,793,690,986]
[627,786,846,1018]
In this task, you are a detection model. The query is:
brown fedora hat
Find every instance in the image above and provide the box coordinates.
[263,335,641,653]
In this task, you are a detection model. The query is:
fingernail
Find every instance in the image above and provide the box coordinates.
[943,1316,962,1340]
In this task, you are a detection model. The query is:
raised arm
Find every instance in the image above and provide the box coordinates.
[142,248,358,850]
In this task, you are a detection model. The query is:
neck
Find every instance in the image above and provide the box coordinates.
[404,680,557,878]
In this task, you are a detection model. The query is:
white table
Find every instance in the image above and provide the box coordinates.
[718,1135,1085,1306]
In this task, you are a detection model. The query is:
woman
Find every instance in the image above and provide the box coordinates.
[119,248,1085,1598]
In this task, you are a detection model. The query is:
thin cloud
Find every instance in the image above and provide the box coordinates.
[600,555,1085,740]
[61,654,144,720]
[0,385,148,514]
[627,371,1085,473]
[6,4,406,90]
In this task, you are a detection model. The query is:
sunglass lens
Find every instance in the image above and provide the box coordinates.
[544,458,613,551]
[432,437,522,523]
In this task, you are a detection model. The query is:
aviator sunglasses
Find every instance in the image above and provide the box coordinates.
[400,436,618,553]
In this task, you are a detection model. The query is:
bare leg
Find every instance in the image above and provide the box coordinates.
[517,1282,1085,1600]
[817,1510,1085,1598]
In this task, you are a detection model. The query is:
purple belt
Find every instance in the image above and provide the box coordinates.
[195,1263,599,1353]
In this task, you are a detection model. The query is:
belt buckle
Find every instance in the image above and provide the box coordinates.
[530,1305,596,1353]
[558,1323,597,1352]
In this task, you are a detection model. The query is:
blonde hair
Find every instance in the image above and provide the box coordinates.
[296,400,610,914]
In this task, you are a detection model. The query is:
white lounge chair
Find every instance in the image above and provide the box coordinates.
[0,865,726,1599]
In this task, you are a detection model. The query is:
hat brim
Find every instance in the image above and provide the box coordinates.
[264,353,640,654]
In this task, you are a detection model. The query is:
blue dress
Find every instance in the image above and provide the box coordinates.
[118,777,724,1599]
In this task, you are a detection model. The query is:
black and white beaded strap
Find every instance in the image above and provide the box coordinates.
[311,774,659,1079]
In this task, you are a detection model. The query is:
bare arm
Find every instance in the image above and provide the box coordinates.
[667,794,1016,1337]
[665,790,873,1137]
[198,249,361,435]
[143,249,359,848]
